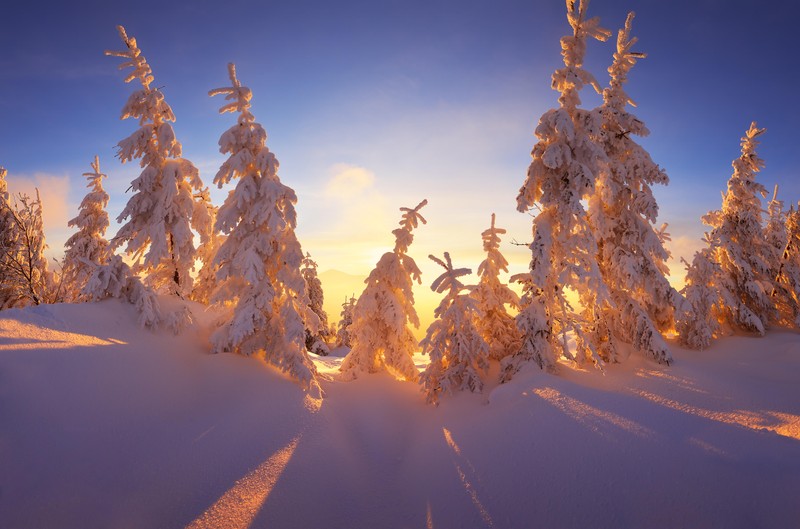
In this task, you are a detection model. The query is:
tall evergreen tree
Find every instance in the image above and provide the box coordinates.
[340,200,428,381]
[209,63,319,389]
[62,156,112,301]
[105,26,207,297]
[775,204,800,326]
[302,252,332,355]
[511,0,613,374]
[678,123,775,346]
[589,12,677,364]
[336,295,356,348]
[470,214,520,362]
[676,244,725,350]
[709,123,773,333]
[764,186,798,326]
[420,252,489,405]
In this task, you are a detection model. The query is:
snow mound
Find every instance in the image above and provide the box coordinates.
[1,300,799,528]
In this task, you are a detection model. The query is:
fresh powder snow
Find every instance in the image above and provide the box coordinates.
[1,298,798,528]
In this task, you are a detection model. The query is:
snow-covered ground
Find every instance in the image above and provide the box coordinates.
[2,299,799,529]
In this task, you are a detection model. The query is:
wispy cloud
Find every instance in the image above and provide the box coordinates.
[325,163,375,198]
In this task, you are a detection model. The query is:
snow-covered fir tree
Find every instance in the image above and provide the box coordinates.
[588,12,677,364]
[774,204,800,326]
[105,26,206,297]
[765,185,787,269]
[676,245,724,350]
[301,252,331,356]
[209,63,319,389]
[698,122,775,336]
[336,295,356,348]
[190,187,222,305]
[511,0,613,373]
[764,186,797,326]
[340,199,428,382]
[470,214,520,362]
[420,252,489,405]
[62,156,112,302]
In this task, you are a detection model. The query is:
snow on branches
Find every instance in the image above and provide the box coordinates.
[680,123,775,346]
[302,252,332,356]
[471,214,521,362]
[105,25,206,297]
[513,0,614,372]
[0,180,58,308]
[62,156,112,301]
[340,200,428,382]
[208,63,319,390]
[589,11,676,365]
[336,295,357,348]
[775,204,800,326]
[420,252,489,405]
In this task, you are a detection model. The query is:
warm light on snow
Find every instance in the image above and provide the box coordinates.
[631,388,800,441]
[185,435,301,529]
[533,387,655,439]
[0,319,126,350]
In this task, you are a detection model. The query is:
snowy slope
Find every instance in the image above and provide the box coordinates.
[1,300,799,529]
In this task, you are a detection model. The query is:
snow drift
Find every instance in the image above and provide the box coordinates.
[1,299,799,529]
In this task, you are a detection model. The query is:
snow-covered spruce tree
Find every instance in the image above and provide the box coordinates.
[511,0,613,374]
[339,199,428,381]
[588,12,677,364]
[775,204,800,326]
[302,252,331,356]
[676,244,725,350]
[105,26,205,297]
[764,186,797,326]
[209,63,319,389]
[420,253,489,405]
[765,185,787,269]
[62,156,112,302]
[470,214,521,362]
[190,187,222,305]
[336,295,356,348]
[699,122,775,335]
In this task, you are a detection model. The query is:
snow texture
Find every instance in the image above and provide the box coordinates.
[2,299,799,529]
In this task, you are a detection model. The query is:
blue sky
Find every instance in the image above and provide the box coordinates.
[1,0,798,295]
